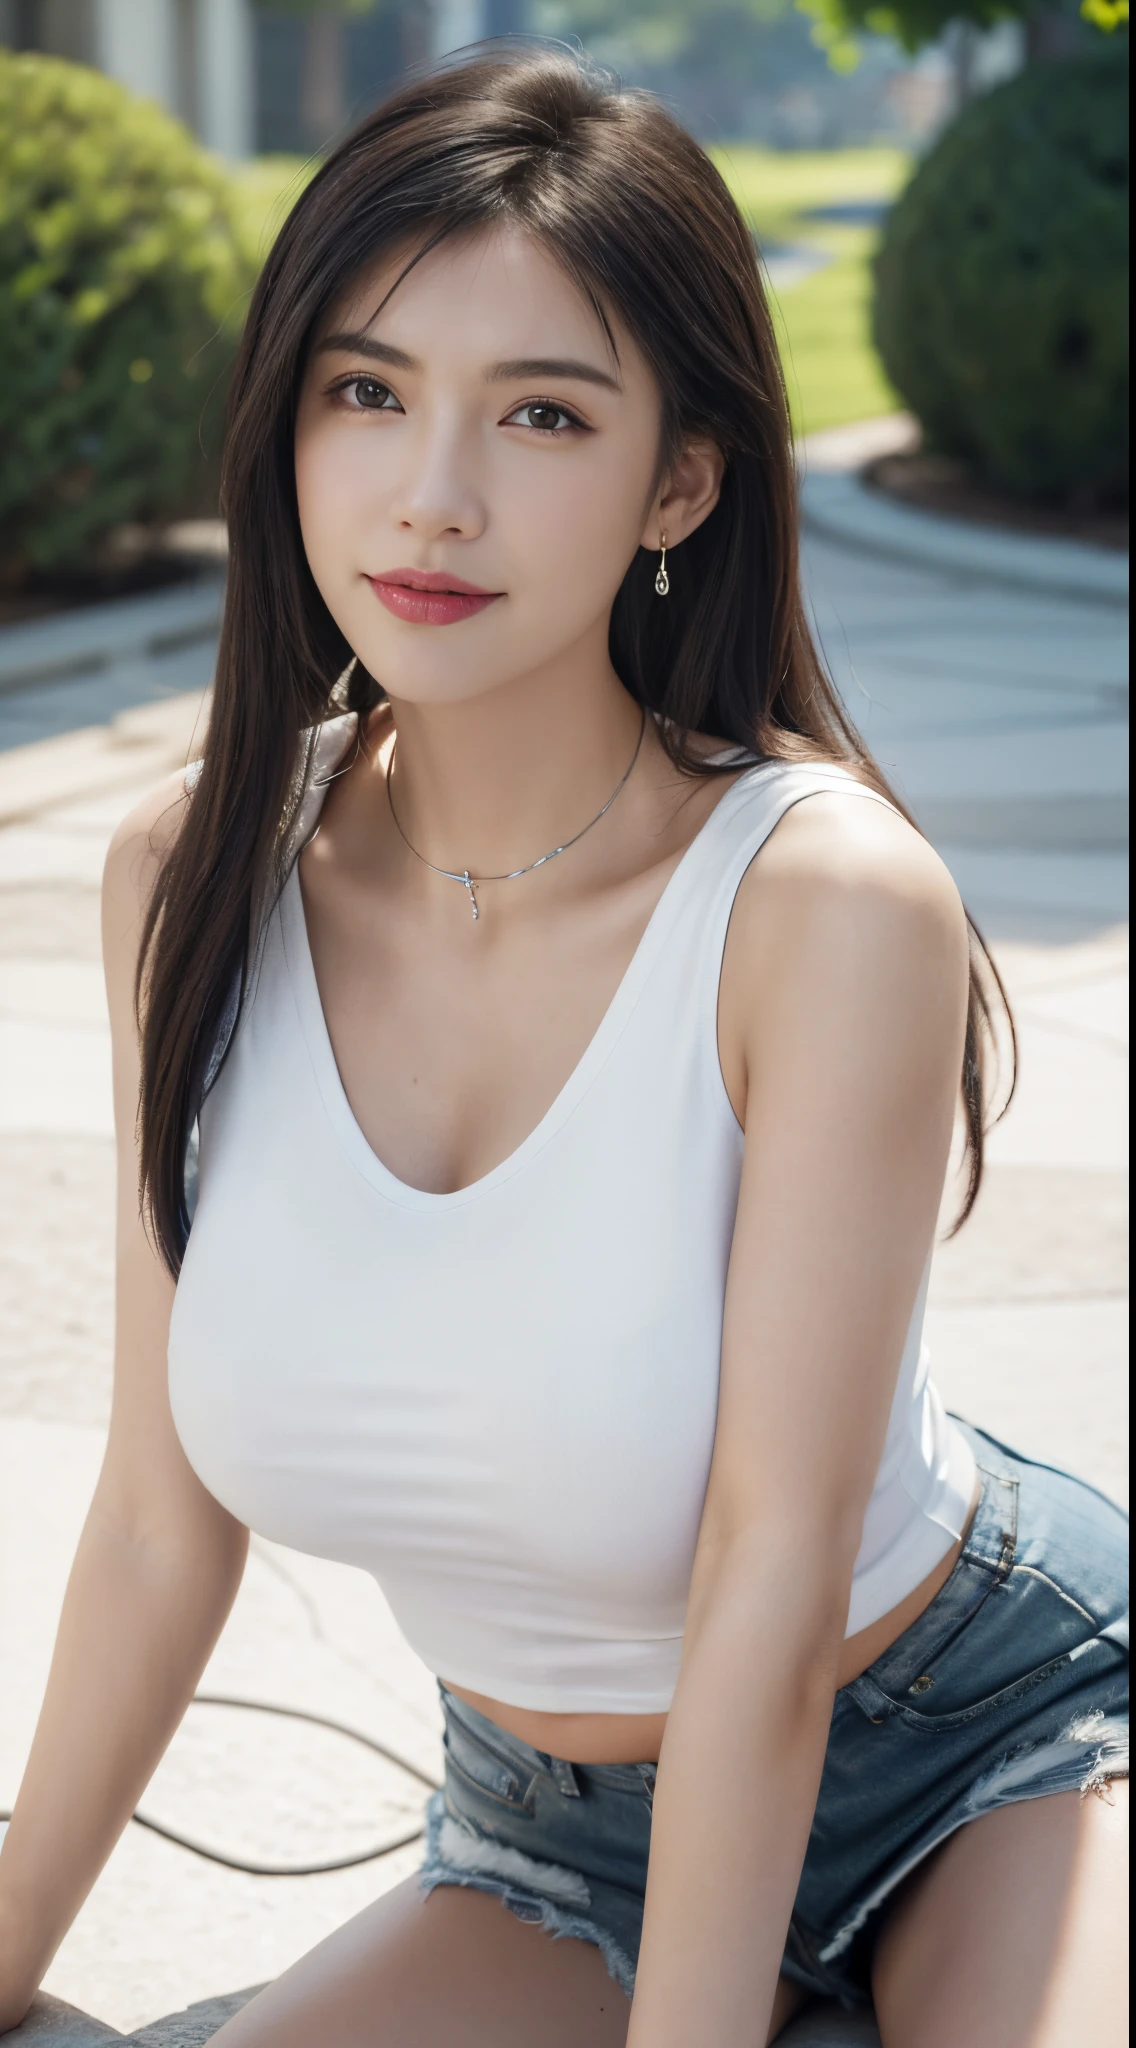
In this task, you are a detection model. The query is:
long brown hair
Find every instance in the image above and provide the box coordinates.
[139,46,1012,1273]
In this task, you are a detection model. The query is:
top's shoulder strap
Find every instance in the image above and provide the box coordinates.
[666,758,902,984]
[691,756,899,877]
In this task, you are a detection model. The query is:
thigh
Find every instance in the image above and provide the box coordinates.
[207,1873,808,2046]
[872,1782,1129,2048]
[207,1877,631,2048]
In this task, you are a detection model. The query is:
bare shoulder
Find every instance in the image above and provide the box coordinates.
[723,783,969,1048]
[102,767,193,1009]
[742,783,964,957]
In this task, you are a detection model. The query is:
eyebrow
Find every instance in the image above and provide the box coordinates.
[487,357,622,394]
[315,332,621,394]
[316,333,417,370]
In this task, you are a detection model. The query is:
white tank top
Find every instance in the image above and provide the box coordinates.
[169,722,976,1714]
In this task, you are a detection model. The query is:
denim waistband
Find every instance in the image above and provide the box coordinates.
[842,1422,1020,1710]
[439,1682,659,1798]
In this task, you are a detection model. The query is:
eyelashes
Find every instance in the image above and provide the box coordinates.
[501,400,588,436]
[325,377,590,436]
[329,375,402,413]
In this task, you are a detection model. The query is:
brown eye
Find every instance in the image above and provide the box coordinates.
[508,401,578,433]
[350,377,398,410]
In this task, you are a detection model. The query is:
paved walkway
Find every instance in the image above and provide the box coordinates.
[0,475,1127,2033]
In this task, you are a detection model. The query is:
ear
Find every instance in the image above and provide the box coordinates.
[639,435,725,552]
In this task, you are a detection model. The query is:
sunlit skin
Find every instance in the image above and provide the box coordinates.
[294,227,670,716]
[0,223,1126,2048]
[291,223,720,929]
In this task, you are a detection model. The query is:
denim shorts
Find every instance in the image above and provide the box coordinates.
[419,1424,1129,2003]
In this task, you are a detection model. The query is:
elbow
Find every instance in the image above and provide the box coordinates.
[88,1478,249,1610]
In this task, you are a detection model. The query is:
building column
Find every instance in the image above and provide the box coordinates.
[95,0,175,107]
[196,0,254,158]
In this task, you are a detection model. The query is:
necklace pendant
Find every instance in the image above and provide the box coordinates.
[384,707,645,923]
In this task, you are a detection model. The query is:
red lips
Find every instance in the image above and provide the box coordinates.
[368,568,502,626]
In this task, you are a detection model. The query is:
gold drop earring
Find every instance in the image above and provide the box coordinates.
[655,533,670,597]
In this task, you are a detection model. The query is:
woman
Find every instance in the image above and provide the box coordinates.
[0,50,1126,2048]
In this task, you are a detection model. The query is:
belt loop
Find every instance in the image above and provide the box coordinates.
[994,1472,1019,1581]
[550,1755,581,1797]
[965,1457,1020,1578]
[846,1672,901,1725]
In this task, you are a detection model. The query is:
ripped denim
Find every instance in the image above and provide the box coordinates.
[419,1423,1128,2003]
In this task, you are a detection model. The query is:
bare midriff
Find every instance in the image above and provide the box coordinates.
[444,1477,981,1765]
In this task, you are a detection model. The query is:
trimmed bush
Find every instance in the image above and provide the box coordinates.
[0,53,253,579]
[873,53,1128,502]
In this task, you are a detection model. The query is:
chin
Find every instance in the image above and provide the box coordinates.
[356,652,517,710]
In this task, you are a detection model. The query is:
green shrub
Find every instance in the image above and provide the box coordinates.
[873,53,1128,502]
[0,53,253,579]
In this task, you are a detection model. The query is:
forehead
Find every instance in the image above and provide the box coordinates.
[314,222,626,371]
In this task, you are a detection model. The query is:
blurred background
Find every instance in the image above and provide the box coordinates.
[0,0,1033,161]
[0,0,1126,607]
[0,0,1121,593]
[0,4,1128,2041]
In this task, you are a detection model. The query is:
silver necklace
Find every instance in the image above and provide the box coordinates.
[385,706,647,922]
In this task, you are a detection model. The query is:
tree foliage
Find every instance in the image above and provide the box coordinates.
[0,53,251,577]
[873,49,1128,498]
[796,0,1126,65]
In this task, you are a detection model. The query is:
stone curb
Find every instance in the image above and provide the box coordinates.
[2,1994,122,2045]
[800,469,1129,609]
[121,1987,264,2045]
[0,581,224,698]
[2,1987,263,2046]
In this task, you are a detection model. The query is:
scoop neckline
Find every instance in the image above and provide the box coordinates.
[280,761,770,1212]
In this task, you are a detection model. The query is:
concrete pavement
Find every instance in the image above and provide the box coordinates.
[0,470,1127,2034]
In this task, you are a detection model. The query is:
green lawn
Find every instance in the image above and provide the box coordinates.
[711,145,911,437]
[231,144,912,439]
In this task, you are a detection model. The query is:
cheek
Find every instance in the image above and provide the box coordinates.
[500,446,650,600]
[294,424,367,579]
[294,438,331,569]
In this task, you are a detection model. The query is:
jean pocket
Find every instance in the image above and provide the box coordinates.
[443,1711,538,1814]
[849,1646,1079,1733]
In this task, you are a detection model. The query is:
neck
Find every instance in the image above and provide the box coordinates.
[383,631,646,880]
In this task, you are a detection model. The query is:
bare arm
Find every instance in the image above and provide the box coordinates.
[0,776,248,2030]
[627,793,970,2047]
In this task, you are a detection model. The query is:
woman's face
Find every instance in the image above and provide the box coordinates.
[294,224,717,707]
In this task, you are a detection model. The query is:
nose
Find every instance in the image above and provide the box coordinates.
[389,406,486,545]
